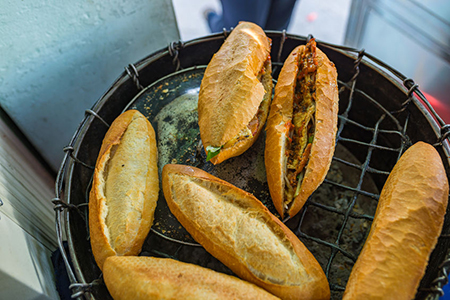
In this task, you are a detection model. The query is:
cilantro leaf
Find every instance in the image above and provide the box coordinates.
[206,145,222,161]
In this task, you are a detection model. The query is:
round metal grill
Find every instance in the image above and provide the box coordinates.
[53,30,450,299]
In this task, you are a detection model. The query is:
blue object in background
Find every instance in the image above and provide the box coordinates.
[206,0,298,31]
[442,284,450,299]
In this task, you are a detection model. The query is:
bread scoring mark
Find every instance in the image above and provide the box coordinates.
[222,61,273,153]
[103,115,150,253]
[97,151,111,247]
[198,23,270,149]
[169,172,305,285]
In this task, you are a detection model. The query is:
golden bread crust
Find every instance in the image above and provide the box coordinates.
[103,256,280,300]
[265,44,339,218]
[89,110,159,270]
[162,164,330,300]
[210,60,273,164]
[198,21,271,163]
[343,142,449,300]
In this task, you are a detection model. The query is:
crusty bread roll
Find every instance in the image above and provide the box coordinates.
[162,164,330,300]
[89,110,159,270]
[265,38,339,219]
[103,256,280,300]
[343,142,449,300]
[198,21,273,164]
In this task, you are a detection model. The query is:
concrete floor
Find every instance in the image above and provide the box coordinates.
[172,0,351,45]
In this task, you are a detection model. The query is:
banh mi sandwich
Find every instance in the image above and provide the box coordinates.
[198,21,273,164]
[343,142,449,300]
[162,164,330,300]
[103,256,280,300]
[89,110,159,270]
[265,38,339,219]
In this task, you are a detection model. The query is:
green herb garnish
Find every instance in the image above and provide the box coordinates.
[294,172,305,197]
[308,135,314,144]
[206,145,222,161]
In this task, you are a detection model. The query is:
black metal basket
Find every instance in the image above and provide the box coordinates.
[52,31,450,299]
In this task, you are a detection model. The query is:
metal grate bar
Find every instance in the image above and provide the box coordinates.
[308,201,374,221]
[338,115,408,138]
[330,283,346,292]
[397,113,410,161]
[296,230,357,262]
[322,179,379,200]
[337,137,401,152]
[324,113,386,278]
[332,156,390,176]
[339,82,403,131]
[335,67,359,145]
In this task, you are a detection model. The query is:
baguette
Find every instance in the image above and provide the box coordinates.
[162,164,330,300]
[89,110,159,270]
[103,256,280,300]
[265,38,339,219]
[343,142,449,299]
[198,21,273,164]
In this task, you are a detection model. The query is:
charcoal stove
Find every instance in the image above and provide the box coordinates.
[52,30,450,300]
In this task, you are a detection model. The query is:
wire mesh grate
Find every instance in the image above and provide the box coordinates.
[292,68,412,292]
[53,31,450,299]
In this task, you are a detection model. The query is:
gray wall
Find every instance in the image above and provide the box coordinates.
[0,0,180,171]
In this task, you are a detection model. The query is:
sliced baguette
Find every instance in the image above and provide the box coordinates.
[162,164,330,300]
[89,110,159,270]
[198,21,272,164]
[265,40,339,219]
[343,142,449,299]
[103,256,280,300]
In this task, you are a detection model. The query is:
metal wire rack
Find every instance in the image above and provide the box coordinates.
[52,29,450,299]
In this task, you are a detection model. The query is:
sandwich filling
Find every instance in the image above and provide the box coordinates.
[206,59,273,161]
[284,39,318,210]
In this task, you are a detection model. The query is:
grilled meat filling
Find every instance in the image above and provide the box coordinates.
[284,39,318,208]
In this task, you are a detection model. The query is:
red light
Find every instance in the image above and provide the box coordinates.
[422,92,450,123]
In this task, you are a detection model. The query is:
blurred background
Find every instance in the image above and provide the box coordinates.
[0,0,449,299]
[1,0,449,174]
[173,0,450,124]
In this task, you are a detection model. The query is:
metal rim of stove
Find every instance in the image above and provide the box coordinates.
[51,29,450,300]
